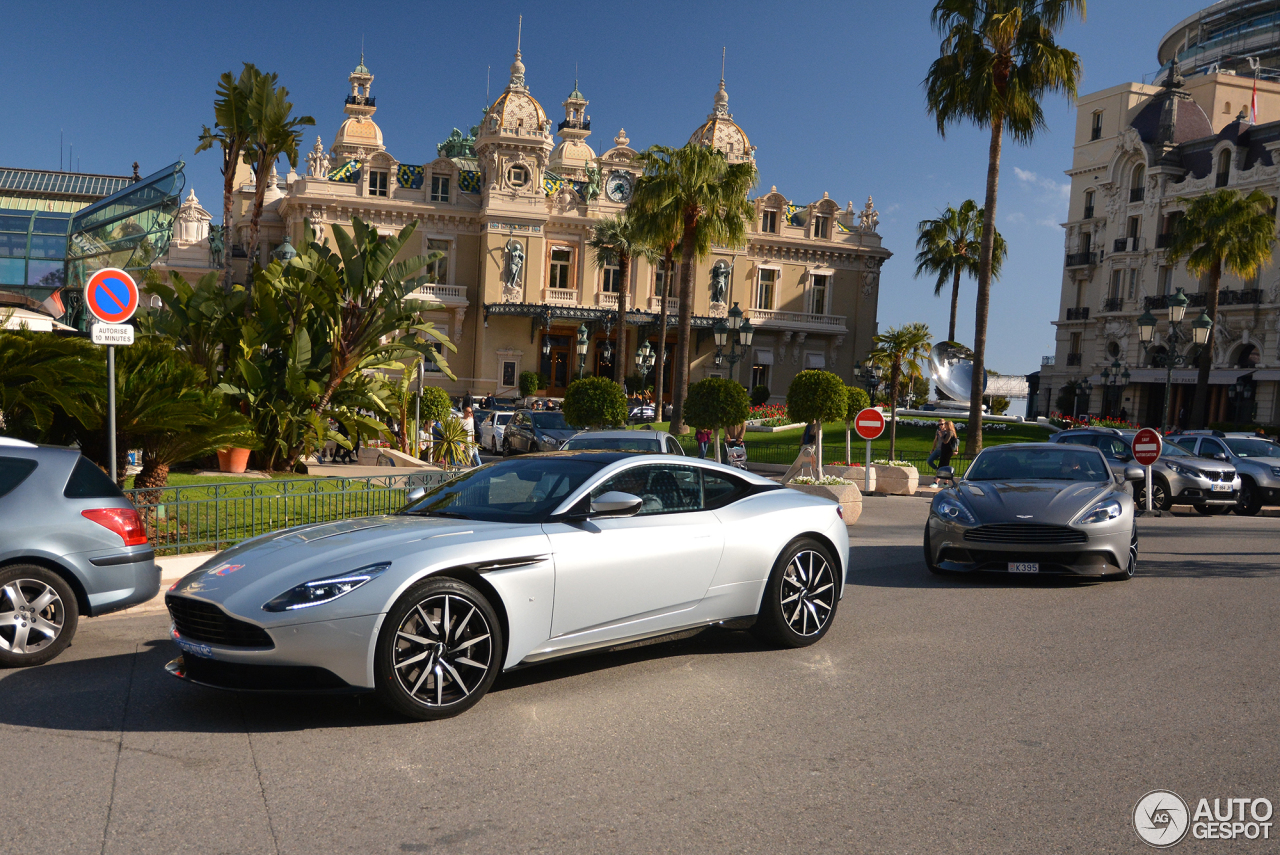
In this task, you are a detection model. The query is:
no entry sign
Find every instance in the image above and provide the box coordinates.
[854,408,886,441]
[1132,428,1163,466]
[85,268,139,325]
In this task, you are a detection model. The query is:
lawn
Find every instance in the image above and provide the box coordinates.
[121,471,305,491]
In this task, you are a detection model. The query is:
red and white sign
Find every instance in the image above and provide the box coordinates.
[85,268,139,325]
[854,407,886,441]
[1132,428,1163,466]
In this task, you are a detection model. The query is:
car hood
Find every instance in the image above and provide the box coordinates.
[169,515,542,625]
[537,428,577,441]
[1161,456,1235,475]
[956,480,1113,525]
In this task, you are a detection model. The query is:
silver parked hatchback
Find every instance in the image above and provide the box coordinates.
[0,438,159,666]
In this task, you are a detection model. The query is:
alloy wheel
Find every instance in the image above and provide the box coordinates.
[779,550,836,637]
[0,579,65,655]
[392,593,494,709]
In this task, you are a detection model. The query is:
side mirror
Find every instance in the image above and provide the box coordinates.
[936,466,955,484]
[589,491,643,518]
[1213,453,1228,461]
[405,486,427,504]
[1123,465,1145,483]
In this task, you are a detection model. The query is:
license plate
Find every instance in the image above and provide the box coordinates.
[1008,562,1039,573]
[175,638,214,659]
[1211,482,1232,492]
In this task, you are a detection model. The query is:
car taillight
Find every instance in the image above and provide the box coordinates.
[81,507,148,546]
[835,504,844,520]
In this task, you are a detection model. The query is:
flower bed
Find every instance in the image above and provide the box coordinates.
[790,475,855,486]
[1047,412,1138,430]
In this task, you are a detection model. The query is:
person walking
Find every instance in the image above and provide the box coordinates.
[801,421,818,449]
[462,406,481,467]
[938,420,958,471]
[695,427,712,459]
[926,420,948,471]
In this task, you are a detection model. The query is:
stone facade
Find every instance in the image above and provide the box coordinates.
[158,50,891,402]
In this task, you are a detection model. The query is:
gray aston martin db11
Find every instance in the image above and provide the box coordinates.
[165,453,849,719]
[924,443,1141,580]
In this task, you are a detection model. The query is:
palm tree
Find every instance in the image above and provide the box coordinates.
[196,64,258,292]
[867,323,933,460]
[914,200,1007,343]
[243,70,314,276]
[0,326,100,436]
[925,0,1084,453]
[630,204,683,424]
[631,143,757,434]
[587,214,652,383]
[1165,188,1275,428]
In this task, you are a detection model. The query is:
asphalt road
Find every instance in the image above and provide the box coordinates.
[4,499,1277,854]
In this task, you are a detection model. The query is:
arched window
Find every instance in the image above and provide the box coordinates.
[1236,344,1259,369]
[1216,149,1232,187]
[1129,165,1145,202]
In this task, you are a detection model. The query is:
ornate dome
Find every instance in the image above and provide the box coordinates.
[688,79,754,162]
[333,116,384,151]
[487,85,548,131]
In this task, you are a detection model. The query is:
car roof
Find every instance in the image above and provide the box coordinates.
[568,430,667,440]
[0,437,38,448]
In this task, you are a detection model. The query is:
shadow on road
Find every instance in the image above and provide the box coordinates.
[846,545,1095,589]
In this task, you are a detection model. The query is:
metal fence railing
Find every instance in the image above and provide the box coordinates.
[123,472,453,555]
[674,436,975,477]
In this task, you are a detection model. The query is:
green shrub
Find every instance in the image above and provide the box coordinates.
[562,376,628,428]
[420,385,452,423]
[750,385,771,406]
[684,377,750,430]
[786,370,848,425]
[986,395,1010,415]
[844,386,871,419]
[518,371,540,397]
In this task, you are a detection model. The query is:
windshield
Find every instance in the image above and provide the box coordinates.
[562,437,661,452]
[401,458,603,522]
[531,412,570,430]
[1160,443,1192,457]
[967,447,1110,482]
[1224,438,1280,459]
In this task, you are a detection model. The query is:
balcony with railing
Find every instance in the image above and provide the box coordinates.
[1144,292,1209,310]
[1065,307,1089,321]
[747,308,848,332]
[1065,251,1097,268]
[1066,352,1083,366]
[1101,297,1124,313]
[407,283,467,306]
[1220,288,1263,306]
[647,296,679,313]
[544,288,579,305]
[557,118,590,133]
[1129,186,1144,203]
[1155,232,1174,248]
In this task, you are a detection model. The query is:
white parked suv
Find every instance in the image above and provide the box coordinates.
[1168,431,1280,516]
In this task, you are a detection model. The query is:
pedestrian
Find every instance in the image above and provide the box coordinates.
[1118,407,1128,423]
[926,420,947,470]
[462,390,473,413]
[462,406,481,466]
[801,421,818,448]
[695,427,711,459]
[939,420,959,470]
[335,421,353,464]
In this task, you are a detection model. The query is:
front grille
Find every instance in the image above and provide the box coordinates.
[1206,471,1229,482]
[964,524,1088,545]
[166,595,274,648]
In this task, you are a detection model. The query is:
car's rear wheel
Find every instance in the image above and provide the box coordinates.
[374,577,504,721]
[752,538,839,648]
[1234,478,1262,516]
[0,565,79,668]
[1194,504,1229,516]
[501,437,513,457]
[1135,477,1172,512]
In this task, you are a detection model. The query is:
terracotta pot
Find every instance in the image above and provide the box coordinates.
[217,447,251,474]
[787,482,863,525]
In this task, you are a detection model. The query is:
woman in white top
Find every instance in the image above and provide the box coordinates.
[462,406,481,466]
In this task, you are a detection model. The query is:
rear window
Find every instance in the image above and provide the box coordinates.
[63,456,123,499]
[0,457,38,499]
[702,470,748,509]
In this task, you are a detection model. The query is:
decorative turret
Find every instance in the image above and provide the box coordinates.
[475,17,554,199]
[688,49,755,164]
[550,79,596,180]
[332,53,385,158]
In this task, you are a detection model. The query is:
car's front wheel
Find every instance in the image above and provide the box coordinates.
[0,565,79,668]
[375,577,504,721]
[1135,477,1172,512]
[1234,478,1263,516]
[1107,524,1137,582]
[752,539,839,648]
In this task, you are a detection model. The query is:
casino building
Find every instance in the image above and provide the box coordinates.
[159,47,891,401]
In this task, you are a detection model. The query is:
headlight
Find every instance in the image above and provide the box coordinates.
[1269,466,1280,477]
[933,495,976,525]
[1165,462,1201,478]
[263,562,390,612]
[1078,499,1122,525]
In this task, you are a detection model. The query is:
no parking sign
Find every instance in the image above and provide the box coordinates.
[85,268,139,325]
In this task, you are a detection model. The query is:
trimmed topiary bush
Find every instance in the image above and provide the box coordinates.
[519,370,540,398]
[684,377,751,461]
[562,376,628,429]
[420,385,452,424]
[786,370,848,474]
[750,384,772,406]
[842,385,872,463]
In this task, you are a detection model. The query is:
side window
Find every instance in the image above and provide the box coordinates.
[1172,437,1199,452]
[1056,435,1097,447]
[64,456,122,499]
[0,457,38,500]
[1099,438,1130,460]
[1200,439,1227,458]
[592,464,705,515]
[702,470,746,509]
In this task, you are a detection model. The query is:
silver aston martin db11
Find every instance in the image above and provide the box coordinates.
[165,453,849,719]
[924,443,1141,580]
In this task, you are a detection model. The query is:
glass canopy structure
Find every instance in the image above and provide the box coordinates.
[0,161,185,330]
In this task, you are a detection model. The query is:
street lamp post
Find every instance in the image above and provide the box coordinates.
[1071,378,1093,421]
[1137,287,1213,433]
[860,359,883,402]
[712,303,754,384]
[1099,358,1131,420]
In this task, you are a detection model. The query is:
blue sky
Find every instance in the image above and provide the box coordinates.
[2,0,1209,376]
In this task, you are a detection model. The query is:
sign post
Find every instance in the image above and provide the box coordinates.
[1132,427,1163,516]
[84,268,140,484]
[854,407,886,493]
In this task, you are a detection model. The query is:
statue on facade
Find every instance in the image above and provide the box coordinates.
[710,260,730,304]
[437,128,476,159]
[502,239,525,302]
[858,196,880,233]
[208,224,225,267]
[305,136,330,179]
[581,165,602,203]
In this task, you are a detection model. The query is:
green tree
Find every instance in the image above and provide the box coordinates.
[914,199,1007,343]
[786,370,848,474]
[519,371,540,399]
[1165,188,1275,428]
[587,214,654,383]
[843,385,872,464]
[195,64,258,291]
[630,200,683,421]
[926,0,1085,453]
[420,385,452,424]
[631,143,757,435]
[684,377,750,462]
[563,376,628,429]
[242,69,314,276]
[139,270,247,383]
[868,323,933,460]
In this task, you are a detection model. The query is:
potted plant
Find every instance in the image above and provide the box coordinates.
[785,370,848,476]
[871,458,920,496]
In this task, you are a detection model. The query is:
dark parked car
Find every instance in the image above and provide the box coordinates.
[502,410,578,455]
[0,438,159,666]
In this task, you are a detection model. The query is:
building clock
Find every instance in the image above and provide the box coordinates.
[605,171,633,203]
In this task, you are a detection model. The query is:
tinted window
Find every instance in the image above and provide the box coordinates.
[665,438,684,455]
[1199,439,1227,457]
[702,470,746,509]
[1224,438,1280,459]
[496,413,512,425]
[967,447,1109,482]
[403,458,602,523]
[0,457,38,499]
[1097,437,1131,460]
[1161,443,1192,458]
[531,412,569,430]
[1055,435,1097,447]
[63,456,122,498]
[592,464,704,515]
[1172,437,1199,452]
[562,437,660,452]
